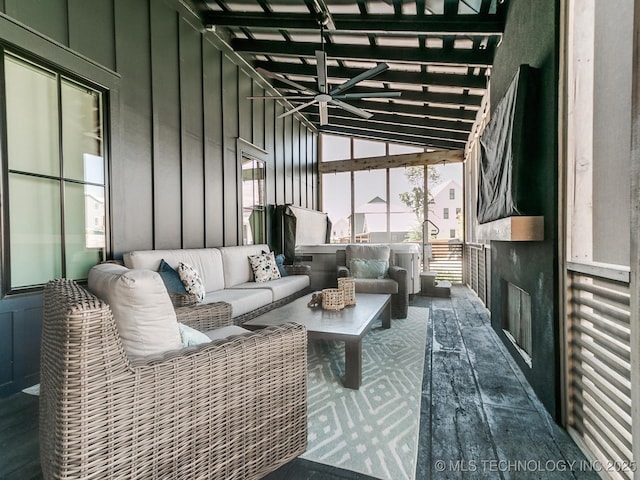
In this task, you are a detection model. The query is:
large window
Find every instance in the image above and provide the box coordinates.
[3,52,107,290]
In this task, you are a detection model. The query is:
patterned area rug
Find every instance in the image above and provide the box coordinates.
[301,306,429,480]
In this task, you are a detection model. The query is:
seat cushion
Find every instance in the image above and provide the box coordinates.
[88,263,182,358]
[123,248,225,293]
[354,278,399,295]
[229,275,310,301]
[202,288,272,318]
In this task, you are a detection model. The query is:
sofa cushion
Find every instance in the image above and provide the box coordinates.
[202,288,273,318]
[178,262,206,302]
[218,244,271,287]
[205,325,251,341]
[88,263,182,358]
[229,275,310,302]
[123,248,225,293]
[248,252,281,283]
[354,278,399,295]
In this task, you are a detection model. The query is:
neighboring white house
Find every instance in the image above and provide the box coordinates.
[428,179,463,239]
[330,196,419,243]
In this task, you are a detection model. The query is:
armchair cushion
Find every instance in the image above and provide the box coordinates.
[353,278,399,295]
[88,263,182,358]
[345,244,391,263]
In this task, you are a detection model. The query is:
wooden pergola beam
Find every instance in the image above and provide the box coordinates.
[318,149,464,173]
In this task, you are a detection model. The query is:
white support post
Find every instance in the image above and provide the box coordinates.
[629,1,640,477]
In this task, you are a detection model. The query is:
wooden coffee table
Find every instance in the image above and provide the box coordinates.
[244,292,391,390]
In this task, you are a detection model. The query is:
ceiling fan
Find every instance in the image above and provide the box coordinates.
[248,19,401,126]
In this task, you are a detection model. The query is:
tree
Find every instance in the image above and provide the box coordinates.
[398,166,441,241]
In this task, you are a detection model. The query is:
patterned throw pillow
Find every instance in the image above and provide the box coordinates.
[248,252,281,283]
[177,262,206,302]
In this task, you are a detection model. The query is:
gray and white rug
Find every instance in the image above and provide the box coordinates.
[301,306,429,480]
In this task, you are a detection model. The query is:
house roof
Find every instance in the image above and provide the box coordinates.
[430,177,462,197]
[191,0,507,149]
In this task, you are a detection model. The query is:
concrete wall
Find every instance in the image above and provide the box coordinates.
[0,0,317,395]
[488,0,560,418]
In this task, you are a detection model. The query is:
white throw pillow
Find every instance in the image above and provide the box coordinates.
[248,251,281,283]
[87,263,182,359]
[178,262,206,302]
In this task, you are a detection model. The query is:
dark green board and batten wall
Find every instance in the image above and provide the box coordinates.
[486,0,560,418]
[0,0,318,396]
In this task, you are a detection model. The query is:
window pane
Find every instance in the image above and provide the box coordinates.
[242,158,265,245]
[5,55,60,176]
[65,183,105,280]
[321,134,350,161]
[323,172,351,242]
[390,166,423,242]
[388,143,423,155]
[10,174,62,287]
[62,80,104,183]
[354,169,387,243]
[353,139,385,159]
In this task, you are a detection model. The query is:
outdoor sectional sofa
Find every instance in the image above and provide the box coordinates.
[123,244,311,324]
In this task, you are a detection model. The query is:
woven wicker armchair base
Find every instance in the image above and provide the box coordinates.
[40,278,307,480]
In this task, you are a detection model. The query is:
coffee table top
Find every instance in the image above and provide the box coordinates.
[244,292,391,338]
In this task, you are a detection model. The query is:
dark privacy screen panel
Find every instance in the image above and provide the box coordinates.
[477,64,536,224]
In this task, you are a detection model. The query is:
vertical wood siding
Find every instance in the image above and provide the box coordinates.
[0,0,317,396]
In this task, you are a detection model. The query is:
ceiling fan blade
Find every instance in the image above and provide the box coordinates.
[332,91,402,100]
[256,67,317,95]
[329,99,373,119]
[247,95,315,100]
[278,99,318,119]
[329,63,389,96]
[319,101,329,125]
[315,50,328,94]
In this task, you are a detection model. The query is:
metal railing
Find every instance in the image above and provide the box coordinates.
[428,239,463,284]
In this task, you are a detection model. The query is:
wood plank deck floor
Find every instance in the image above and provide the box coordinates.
[1,286,595,480]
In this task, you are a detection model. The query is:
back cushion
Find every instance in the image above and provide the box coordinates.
[88,263,182,358]
[346,244,390,264]
[218,244,271,287]
[123,248,225,293]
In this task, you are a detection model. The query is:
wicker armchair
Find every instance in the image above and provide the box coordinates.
[40,278,307,480]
